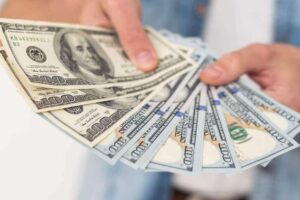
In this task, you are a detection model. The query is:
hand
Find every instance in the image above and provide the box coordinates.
[200,44,300,111]
[1,0,158,72]
[80,0,158,72]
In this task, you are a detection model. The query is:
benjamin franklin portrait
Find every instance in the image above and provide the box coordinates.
[54,29,114,84]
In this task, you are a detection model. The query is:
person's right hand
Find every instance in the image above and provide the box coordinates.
[200,44,300,111]
[1,0,158,72]
[80,0,158,72]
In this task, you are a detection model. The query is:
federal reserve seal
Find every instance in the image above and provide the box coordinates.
[26,46,47,63]
[64,106,83,114]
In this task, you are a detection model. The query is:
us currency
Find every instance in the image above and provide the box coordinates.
[121,76,204,169]
[201,86,240,173]
[121,56,213,169]
[237,81,300,138]
[91,70,201,163]
[94,75,193,163]
[216,86,299,170]
[159,30,182,40]
[92,101,161,164]
[159,30,206,50]
[90,43,208,164]
[0,49,192,112]
[172,43,194,56]
[0,19,196,89]
[160,30,209,64]
[91,78,187,164]
[119,74,201,168]
[138,83,205,169]
[229,82,300,167]
[145,113,190,173]
[42,88,159,147]
[147,86,207,174]
[117,55,209,168]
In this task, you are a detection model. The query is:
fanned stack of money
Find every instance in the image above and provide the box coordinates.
[1,18,299,175]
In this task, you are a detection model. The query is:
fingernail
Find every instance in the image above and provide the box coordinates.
[202,65,223,79]
[135,51,154,71]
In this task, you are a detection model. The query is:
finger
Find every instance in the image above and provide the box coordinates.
[200,44,274,85]
[134,0,142,17]
[103,0,158,72]
[264,88,300,112]
[79,0,112,28]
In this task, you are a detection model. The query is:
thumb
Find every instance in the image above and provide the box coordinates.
[103,0,158,72]
[200,44,274,85]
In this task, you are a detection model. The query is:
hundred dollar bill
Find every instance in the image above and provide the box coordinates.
[229,82,300,167]
[147,86,207,174]
[122,79,204,169]
[118,73,197,168]
[216,86,299,170]
[237,81,300,138]
[138,83,205,169]
[159,31,193,56]
[159,30,182,40]
[121,57,213,168]
[91,80,185,164]
[173,44,194,56]
[90,69,199,163]
[201,87,240,173]
[147,114,191,172]
[159,30,207,52]
[160,30,209,64]
[91,48,208,164]
[92,101,161,164]
[116,57,207,166]
[42,89,160,147]
[100,73,198,166]
[0,19,196,89]
[0,49,192,112]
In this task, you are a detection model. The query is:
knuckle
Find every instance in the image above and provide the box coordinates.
[295,104,300,112]
[80,15,112,27]
[105,0,139,14]
[106,0,124,8]
[247,43,273,62]
[221,53,241,68]
[97,20,113,28]
[276,43,300,54]
[123,28,147,45]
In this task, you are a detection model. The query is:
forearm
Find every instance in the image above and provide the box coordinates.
[0,0,83,22]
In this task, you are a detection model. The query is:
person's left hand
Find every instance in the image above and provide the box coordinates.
[200,44,300,111]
